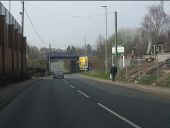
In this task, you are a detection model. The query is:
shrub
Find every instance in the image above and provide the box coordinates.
[139,74,157,85]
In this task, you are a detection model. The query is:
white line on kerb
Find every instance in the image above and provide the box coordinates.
[97,103,142,128]
[77,90,89,98]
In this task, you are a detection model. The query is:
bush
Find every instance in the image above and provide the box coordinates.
[139,74,157,85]
[159,76,170,87]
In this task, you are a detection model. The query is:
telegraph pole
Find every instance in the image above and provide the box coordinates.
[115,11,118,66]
[21,0,24,78]
[9,0,11,24]
[49,44,51,74]
[22,1,24,36]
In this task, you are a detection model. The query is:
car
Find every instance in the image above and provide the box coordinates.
[53,71,64,79]
[165,59,170,65]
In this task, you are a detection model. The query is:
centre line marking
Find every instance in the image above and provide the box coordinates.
[63,79,75,89]
[69,84,75,89]
[77,90,89,98]
[97,103,142,128]
[63,79,69,85]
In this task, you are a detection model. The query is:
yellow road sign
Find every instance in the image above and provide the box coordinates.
[79,56,88,70]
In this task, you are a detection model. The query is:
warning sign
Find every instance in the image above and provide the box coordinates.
[79,56,88,70]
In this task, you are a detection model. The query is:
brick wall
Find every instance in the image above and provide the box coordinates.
[0,15,27,77]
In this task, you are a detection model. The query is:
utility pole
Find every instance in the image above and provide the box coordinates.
[101,6,108,74]
[156,54,159,82]
[84,38,87,72]
[21,0,24,78]
[138,32,141,81]
[115,11,118,67]
[9,0,11,24]
[49,44,51,74]
[21,0,24,38]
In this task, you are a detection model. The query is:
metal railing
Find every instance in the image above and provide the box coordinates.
[0,2,21,33]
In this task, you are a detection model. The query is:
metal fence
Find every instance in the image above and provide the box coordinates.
[0,2,21,33]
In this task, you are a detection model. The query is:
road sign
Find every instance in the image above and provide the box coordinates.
[112,46,124,55]
[79,56,88,70]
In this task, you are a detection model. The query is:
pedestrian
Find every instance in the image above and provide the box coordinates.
[110,64,117,81]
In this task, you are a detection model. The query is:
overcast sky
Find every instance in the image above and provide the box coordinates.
[1,1,170,50]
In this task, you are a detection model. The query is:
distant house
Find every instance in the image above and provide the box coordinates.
[40,47,49,59]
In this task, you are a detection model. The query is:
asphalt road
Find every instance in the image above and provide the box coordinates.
[0,74,170,128]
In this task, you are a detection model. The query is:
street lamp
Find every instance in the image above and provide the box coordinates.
[84,38,87,57]
[115,11,118,67]
[101,5,108,74]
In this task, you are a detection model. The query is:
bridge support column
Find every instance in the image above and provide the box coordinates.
[70,60,78,73]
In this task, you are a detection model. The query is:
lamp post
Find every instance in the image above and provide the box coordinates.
[101,5,108,74]
[115,11,118,67]
[84,38,86,57]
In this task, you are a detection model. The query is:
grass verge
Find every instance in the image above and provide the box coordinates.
[78,71,110,80]
[139,74,157,85]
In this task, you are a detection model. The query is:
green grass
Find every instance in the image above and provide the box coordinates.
[159,76,170,87]
[139,74,170,87]
[166,76,170,85]
[139,74,157,85]
[78,71,110,80]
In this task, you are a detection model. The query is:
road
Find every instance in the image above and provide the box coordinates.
[0,74,170,128]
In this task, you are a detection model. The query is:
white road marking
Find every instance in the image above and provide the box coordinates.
[69,84,75,89]
[97,103,142,128]
[77,90,89,98]
[63,79,75,88]
[63,79,69,84]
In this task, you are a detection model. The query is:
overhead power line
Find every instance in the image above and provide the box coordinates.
[24,7,47,45]
[25,3,114,18]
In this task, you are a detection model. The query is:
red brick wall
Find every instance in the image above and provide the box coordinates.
[0,15,27,76]
[0,16,5,75]
[18,52,21,73]
[5,48,12,73]
[14,50,17,73]
[0,47,2,74]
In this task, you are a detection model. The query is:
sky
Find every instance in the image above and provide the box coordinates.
[1,1,170,50]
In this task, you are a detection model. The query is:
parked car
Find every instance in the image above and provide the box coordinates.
[53,71,64,79]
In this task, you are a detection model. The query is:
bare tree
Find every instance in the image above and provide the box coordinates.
[96,34,105,56]
[141,3,170,47]
[118,27,142,56]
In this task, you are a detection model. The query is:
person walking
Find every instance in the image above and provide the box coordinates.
[110,64,117,81]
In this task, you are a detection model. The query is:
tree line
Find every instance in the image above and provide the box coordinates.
[96,3,170,58]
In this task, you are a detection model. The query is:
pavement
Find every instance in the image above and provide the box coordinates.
[77,74,170,98]
[0,79,38,109]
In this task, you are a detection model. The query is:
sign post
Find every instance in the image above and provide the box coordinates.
[112,45,124,68]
